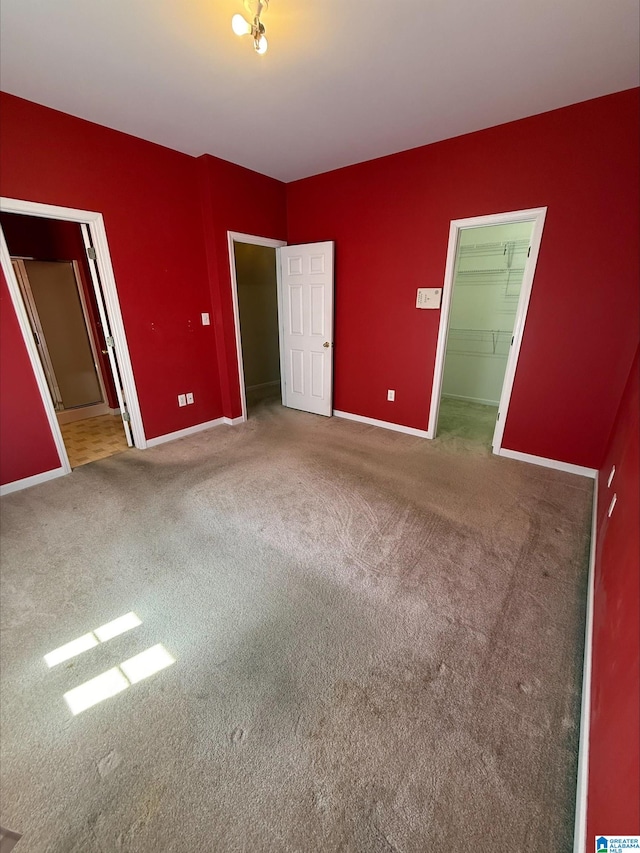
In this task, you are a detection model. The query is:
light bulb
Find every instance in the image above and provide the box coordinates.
[232,14,251,36]
[255,34,268,54]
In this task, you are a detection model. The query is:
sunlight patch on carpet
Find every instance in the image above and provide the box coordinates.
[44,611,142,667]
[63,645,176,715]
[120,644,175,685]
[64,667,130,715]
[94,612,143,642]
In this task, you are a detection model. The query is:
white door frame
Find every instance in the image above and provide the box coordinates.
[227,231,287,423]
[427,207,547,452]
[0,197,146,477]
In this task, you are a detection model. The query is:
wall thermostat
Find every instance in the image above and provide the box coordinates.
[416,288,442,309]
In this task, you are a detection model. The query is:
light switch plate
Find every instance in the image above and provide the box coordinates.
[201,313,210,326]
[416,288,442,309]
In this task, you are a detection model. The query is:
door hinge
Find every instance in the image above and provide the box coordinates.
[496,412,500,421]
[511,336,514,346]
[106,335,114,347]
[122,411,131,422]
[527,246,531,257]
[87,246,97,261]
[33,331,40,346]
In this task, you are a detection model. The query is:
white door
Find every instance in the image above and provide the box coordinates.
[80,224,134,445]
[278,242,334,417]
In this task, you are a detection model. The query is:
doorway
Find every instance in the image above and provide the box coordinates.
[228,232,287,421]
[0,198,146,478]
[11,258,113,424]
[10,254,129,471]
[428,208,546,451]
[228,232,336,422]
[233,241,282,415]
[3,215,128,468]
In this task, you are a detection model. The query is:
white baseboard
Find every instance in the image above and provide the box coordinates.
[0,465,68,496]
[333,410,430,438]
[573,476,598,853]
[442,393,499,407]
[146,418,226,447]
[497,448,597,479]
[145,415,245,448]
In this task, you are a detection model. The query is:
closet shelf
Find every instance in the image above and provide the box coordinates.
[460,239,530,251]
[456,267,526,276]
[447,328,512,357]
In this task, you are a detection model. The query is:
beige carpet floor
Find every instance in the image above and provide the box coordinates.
[0,397,592,851]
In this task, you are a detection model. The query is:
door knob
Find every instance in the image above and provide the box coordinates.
[323,341,330,348]
[101,349,109,354]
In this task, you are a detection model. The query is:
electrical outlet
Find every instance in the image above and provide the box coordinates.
[387,389,395,401]
[178,394,186,407]
[186,392,194,405]
[201,313,210,326]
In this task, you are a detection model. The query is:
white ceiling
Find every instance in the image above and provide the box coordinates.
[1,0,638,182]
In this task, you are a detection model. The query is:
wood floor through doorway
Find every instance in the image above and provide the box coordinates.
[60,414,129,468]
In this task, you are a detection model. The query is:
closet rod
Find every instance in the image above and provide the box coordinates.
[449,328,512,334]
[447,328,512,355]
[459,239,530,249]
[457,267,526,275]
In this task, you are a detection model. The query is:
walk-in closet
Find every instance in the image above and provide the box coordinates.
[438,220,535,446]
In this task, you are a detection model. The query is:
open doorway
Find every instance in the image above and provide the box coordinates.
[2,213,128,468]
[0,197,145,483]
[228,232,287,421]
[235,242,281,413]
[229,232,336,422]
[428,208,546,451]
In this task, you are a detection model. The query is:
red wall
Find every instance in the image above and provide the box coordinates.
[287,89,640,469]
[0,212,118,408]
[0,267,61,483]
[587,348,640,841]
[0,92,220,451]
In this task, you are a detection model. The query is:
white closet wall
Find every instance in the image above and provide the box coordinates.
[442,221,534,406]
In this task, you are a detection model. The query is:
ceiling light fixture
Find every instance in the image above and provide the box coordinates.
[232,0,269,55]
